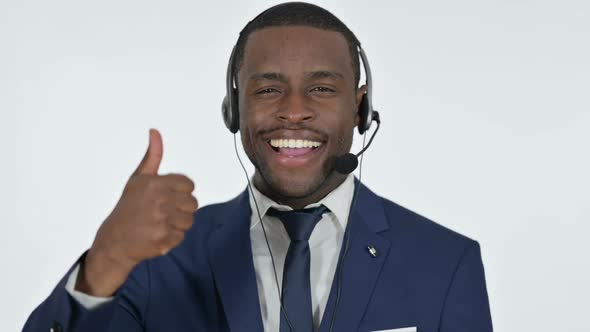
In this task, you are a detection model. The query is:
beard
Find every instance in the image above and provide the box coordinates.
[241,122,352,205]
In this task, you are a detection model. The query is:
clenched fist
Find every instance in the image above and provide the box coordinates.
[76,129,198,296]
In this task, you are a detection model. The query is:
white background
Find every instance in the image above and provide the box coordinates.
[1,0,588,331]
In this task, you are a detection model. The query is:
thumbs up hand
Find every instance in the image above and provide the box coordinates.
[76,129,198,297]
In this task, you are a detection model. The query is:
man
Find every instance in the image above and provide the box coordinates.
[23,2,493,331]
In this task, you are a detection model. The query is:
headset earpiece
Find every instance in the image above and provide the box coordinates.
[222,45,240,133]
[357,93,371,134]
[222,89,240,134]
[356,45,375,135]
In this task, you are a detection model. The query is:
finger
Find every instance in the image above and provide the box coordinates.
[172,193,199,214]
[168,212,194,231]
[167,228,186,247]
[133,129,163,176]
[161,173,195,193]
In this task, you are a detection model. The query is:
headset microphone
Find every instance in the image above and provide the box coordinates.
[334,111,380,174]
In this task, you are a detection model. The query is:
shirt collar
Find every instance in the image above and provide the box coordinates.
[248,174,355,231]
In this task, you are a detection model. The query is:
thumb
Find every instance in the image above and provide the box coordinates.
[133,128,163,176]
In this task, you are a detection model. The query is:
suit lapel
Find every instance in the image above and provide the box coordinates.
[207,190,264,332]
[207,181,394,331]
[319,181,392,332]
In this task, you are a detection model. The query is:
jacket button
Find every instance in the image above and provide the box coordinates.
[50,321,63,332]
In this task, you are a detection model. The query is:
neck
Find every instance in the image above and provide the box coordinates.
[253,172,348,210]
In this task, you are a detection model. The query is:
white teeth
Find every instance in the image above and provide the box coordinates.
[269,139,322,149]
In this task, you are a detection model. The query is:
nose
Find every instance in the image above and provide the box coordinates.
[276,92,314,124]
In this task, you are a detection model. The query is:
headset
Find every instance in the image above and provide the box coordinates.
[224,30,381,332]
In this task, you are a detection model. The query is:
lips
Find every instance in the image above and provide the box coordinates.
[261,129,328,168]
[276,147,315,157]
[268,138,322,157]
[265,139,325,168]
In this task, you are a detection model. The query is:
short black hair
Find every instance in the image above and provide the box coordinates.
[233,2,361,87]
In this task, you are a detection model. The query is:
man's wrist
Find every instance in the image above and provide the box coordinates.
[66,263,114,309]
[75,246,136,297]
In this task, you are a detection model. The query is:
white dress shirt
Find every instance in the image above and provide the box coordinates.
[65,174,355,331]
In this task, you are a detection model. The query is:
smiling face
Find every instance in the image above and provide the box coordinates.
[238,26,365,208]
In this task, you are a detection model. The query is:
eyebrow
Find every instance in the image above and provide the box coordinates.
[248,70,345,83]
[305,70,344,81]
[248,72,288,83]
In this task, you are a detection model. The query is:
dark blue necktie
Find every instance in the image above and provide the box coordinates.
[267,205,329,332]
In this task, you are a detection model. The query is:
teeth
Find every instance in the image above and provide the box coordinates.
[269,139,322,149]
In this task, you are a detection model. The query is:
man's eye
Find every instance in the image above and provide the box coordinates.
[257,88,280,94]
[310,86,334,93]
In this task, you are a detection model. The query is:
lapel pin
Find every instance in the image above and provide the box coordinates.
[367,245,378,258]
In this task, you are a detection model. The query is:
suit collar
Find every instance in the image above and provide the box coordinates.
[248,174,356,232]
[352,178,390,233]
[210,179,389,232]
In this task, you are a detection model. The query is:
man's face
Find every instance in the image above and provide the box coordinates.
[238,26,364,200]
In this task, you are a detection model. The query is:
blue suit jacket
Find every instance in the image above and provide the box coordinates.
[23,182,493,331]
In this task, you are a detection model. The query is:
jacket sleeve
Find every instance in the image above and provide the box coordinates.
[22,252,149,332]
[439,242,494,332]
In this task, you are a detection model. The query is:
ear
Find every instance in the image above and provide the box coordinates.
[354,84,368,126]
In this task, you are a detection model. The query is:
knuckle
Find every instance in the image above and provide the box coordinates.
[185,178,195,191]
[181,200,197,213]
[173,174,194,191]
[147,177,164,192]
[154,195,171,211]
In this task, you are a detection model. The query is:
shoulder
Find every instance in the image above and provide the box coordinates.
[363,184,479,265]
[188,189,245,223]
[382,195,476,248]
[194,189,249,221]
[365,186,486,302]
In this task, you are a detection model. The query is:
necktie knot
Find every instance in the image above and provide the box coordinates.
[267,205,329,241]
